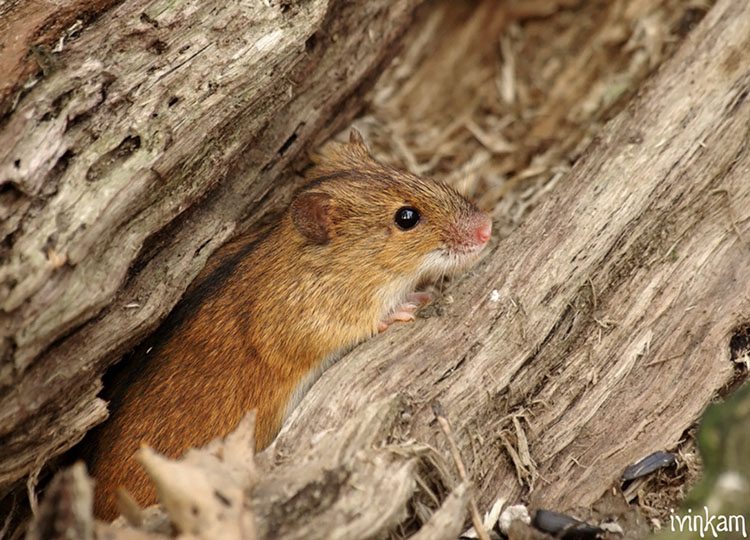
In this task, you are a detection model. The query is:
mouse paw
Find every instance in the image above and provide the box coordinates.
[378,292,434,333]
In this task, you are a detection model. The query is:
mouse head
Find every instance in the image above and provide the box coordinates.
[291,129,492,284]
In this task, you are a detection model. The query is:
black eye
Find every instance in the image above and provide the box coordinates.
[394,206,420,230]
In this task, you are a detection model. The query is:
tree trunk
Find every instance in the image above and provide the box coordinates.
[5,0,750,537]
[0,0,423,498]
[269,0,750,512]
[22,1,750,535]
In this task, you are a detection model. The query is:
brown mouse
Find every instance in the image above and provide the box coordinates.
[84,128,492,520]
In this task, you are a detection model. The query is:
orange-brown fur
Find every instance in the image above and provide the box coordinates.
[84,130,490,519]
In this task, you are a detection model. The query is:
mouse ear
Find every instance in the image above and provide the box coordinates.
[349,127,365,146]
[290,191,334,244]
[348,127,369,155]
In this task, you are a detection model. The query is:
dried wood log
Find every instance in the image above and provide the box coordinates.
[268,0,750,513]
[29,400,469,540]
[0,0,424,499]
[0,0,120,119]
[6,0,750,537]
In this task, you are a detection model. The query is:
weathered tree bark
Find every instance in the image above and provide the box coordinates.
[269,0,750,512]
[5,0,750,537]
[0,0,424,498]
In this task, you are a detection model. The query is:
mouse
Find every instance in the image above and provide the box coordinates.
[83,128,492,520]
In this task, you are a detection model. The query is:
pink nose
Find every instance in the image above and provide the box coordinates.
[475,213,492,245]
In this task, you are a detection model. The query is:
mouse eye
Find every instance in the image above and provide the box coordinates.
[394,206,420,230]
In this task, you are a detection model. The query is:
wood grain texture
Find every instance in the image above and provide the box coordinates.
[0,0,121,120]
[268,0,750,512]
[0,0,424,496]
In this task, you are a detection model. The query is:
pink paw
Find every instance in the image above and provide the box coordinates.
[378,292,434,333]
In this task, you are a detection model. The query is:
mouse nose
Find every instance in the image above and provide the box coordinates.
[474,213,492,245]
